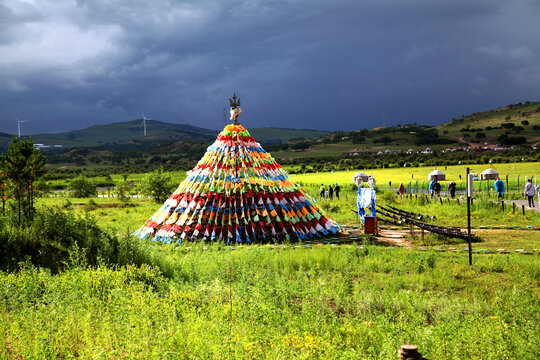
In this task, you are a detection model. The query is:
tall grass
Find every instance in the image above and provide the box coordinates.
[0,245,538,359]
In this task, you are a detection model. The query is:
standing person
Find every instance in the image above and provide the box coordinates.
[448,181,456,199]
[319,184,325,200]
[398,183,406,198]
[433,180,441,197]
[334,183,341,199]
[494,177,505,199]
[328,184,334,200]
[325,187,329,199]
[429,180,435,198]
[524,179,535,207]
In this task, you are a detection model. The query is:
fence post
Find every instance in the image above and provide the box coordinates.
[398,344,426,360]
[513,202,516,214]
[501,201,504,212]
[439,197,443,205]
[522,205,525,216]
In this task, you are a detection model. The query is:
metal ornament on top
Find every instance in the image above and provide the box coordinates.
[229,92,243,124]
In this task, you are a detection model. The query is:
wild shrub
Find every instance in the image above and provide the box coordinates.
[68,176,97,198]
[0,208,174,275]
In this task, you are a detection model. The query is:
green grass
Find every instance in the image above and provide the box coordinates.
[292,162,540,189]
[3,164,539,359]
[0,245,538,359]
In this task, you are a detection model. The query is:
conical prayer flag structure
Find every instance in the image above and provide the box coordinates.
[135,95,339,244]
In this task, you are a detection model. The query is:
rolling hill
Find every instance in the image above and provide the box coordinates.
[0,120,329,151]
[267,101,540,160]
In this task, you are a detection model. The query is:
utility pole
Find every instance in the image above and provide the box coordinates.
[466,167,472,266]
[223,107,228,128]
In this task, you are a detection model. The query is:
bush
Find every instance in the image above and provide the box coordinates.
[0,209,174,276]
[138,168,176,203]
[497,134,527,146]
[114,180,131,204]
[69,176,97,198]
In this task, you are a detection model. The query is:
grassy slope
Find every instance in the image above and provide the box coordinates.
[28,120,215,147]
[248,127,329,143]
[1,122,328,150]
[439,101,540,145]
[270,102,540,159]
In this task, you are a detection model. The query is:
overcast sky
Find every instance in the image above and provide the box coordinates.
[1,0,539,135]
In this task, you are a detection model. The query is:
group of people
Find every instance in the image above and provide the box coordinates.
[407,177,539,208]
[319,183,341,200]
[494,177,538,208]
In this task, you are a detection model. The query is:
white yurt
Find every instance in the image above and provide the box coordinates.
[480,168,499,180]
[352,171,369,183]
[427,169,446,181]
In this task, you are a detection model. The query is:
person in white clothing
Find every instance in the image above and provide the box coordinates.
[524,179,535,207]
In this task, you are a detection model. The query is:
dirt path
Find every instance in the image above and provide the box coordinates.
[507,199,540,213]
[375,229,413,247]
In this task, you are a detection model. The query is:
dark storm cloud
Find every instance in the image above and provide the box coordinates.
[1,0,539,134]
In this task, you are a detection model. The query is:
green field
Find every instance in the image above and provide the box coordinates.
[293,162,540,193]
[39,162,540,251]
[2,163,540,359]
[1,245,538,359]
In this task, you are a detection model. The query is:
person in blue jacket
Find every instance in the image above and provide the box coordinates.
[494,177,505,199]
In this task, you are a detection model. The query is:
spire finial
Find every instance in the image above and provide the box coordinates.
[228,92,242,125]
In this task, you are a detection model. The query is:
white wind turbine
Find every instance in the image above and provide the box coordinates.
[140,112,151,136]
[15,116,28,138]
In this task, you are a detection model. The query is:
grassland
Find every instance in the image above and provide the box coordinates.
[39,162,540,253]
[2,163,539,359]
[293,162,540,193]
[1,245,539,359]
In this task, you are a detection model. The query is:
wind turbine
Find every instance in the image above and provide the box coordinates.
[15,117,28,138]
[140,112,150,136]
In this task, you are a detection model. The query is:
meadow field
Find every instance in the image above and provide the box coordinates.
[292,162,540,194]
[1,245,538,359]
[2,162,539,359]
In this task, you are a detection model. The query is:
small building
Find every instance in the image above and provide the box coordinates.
[427,169,445,181]
[480,168,499,180]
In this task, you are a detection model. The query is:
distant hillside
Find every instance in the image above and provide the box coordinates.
[439,101,540,145]
[0,120,329,151]
[30,120,215,148]
[268,101,540,159]
[247,127,329,144]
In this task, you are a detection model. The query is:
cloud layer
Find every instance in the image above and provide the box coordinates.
[1,0,539,134]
